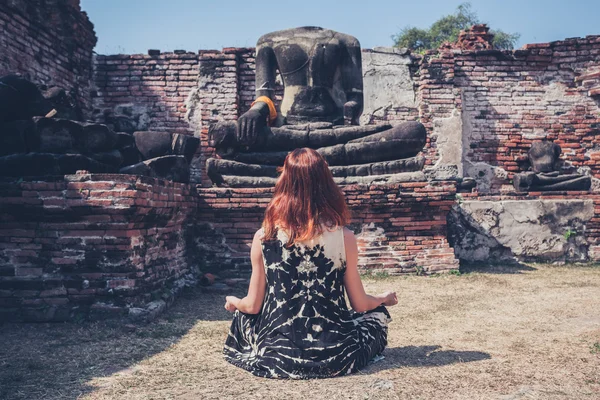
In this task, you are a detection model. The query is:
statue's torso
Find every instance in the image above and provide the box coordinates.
[529,141,560,173]
[259,28,350,124]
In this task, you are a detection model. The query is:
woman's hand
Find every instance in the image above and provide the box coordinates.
[224,296,240,313]
[380,291,398,307]
[237,102,269,146]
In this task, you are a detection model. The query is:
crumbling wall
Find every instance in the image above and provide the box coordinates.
[0,174,200,322]
[93,51,199,133]
[360,47,419,125]
[0,0,97,117]
[418,37,600,193]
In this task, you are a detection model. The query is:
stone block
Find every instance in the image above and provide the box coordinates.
[134,131,172,160]
[0,153,60,177]
[0,120,35,156]
[89,150,123,168]
[57,154,117,174]
[120,161,151,176]
[32,117,79,153]
[119,145,142,166]
[449,199,595,263]
[144,155,190,183]
[116,132,135,148]
[77,122,119,153]
[172,134,200,162]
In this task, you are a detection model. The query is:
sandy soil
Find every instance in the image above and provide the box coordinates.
[1,264,599,400]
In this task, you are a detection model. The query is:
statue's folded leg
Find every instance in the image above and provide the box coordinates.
[330,156,425,177]
[231,151,289,165]
[534,175,591,191]
[206,158,278,186]
[302,124,392,148]
[206,156,426,187]
[318,122,427,165]
[514,172,592,191]
[318,139,425,166]
[535,173,588,184]
[209,121,397,153]
[213,171,425,188]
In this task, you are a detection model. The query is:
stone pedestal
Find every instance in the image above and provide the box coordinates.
[450,191,600,263]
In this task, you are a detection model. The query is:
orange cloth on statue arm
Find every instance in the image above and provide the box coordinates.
[251,96,278,126]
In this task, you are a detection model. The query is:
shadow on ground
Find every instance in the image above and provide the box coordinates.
[0,288,240,400]
[368,345,490,371]
[460,262,537,274]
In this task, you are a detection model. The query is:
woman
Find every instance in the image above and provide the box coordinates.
[223,148,398,379]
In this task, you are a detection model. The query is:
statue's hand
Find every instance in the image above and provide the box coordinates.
[237,108,267,146]
[343,100,361,125]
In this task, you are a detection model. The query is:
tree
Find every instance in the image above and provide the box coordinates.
[392,3,520,52]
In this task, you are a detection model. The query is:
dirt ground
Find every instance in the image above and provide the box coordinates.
[1,264,599,400]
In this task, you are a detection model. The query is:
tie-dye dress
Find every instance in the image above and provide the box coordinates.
[223,227,391,379]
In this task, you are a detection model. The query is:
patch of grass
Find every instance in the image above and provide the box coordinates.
[26,361,44,371]
[564,228,577,240]
[362,270,393,280]
[591,342,600,354]
[415,265,425,276]
[449,269,461,276]
[135,323,189,339]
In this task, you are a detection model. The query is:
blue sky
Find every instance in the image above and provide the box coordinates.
[81,0,600,55]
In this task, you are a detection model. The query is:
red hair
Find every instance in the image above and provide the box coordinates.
[263,148,350,246]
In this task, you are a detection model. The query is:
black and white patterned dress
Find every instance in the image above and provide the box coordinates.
[223,227,391,379]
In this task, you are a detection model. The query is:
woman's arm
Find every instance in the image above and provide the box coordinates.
[342,228,398,313]
[224,230,267,314]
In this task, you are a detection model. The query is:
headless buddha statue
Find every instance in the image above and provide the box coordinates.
[206,27,427,187]
[513,141,591,192]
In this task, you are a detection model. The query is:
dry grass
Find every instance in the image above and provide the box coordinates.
[1,264,599,400]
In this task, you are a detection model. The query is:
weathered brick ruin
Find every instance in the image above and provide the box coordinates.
[1,1,600,321]
[1,174,199,321]
[0,0,97,116]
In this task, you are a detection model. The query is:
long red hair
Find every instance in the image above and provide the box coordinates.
[263,148,350,246]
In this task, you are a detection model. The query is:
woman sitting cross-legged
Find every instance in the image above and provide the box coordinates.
[223,147,398,379]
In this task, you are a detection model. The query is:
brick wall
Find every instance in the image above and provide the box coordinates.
[0,174,199,322]
[418,51,461,171]
[196,181,459,275]
[420,37,600,191]
[0,175,460,321]
[93,51,199,133]
[0,0,97,117]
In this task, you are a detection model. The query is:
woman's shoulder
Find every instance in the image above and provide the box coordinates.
[340,226,353,235]
[341,226,355,240]
[254,227,265,241]
[255,226,286,243]
[320,225,351,238]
